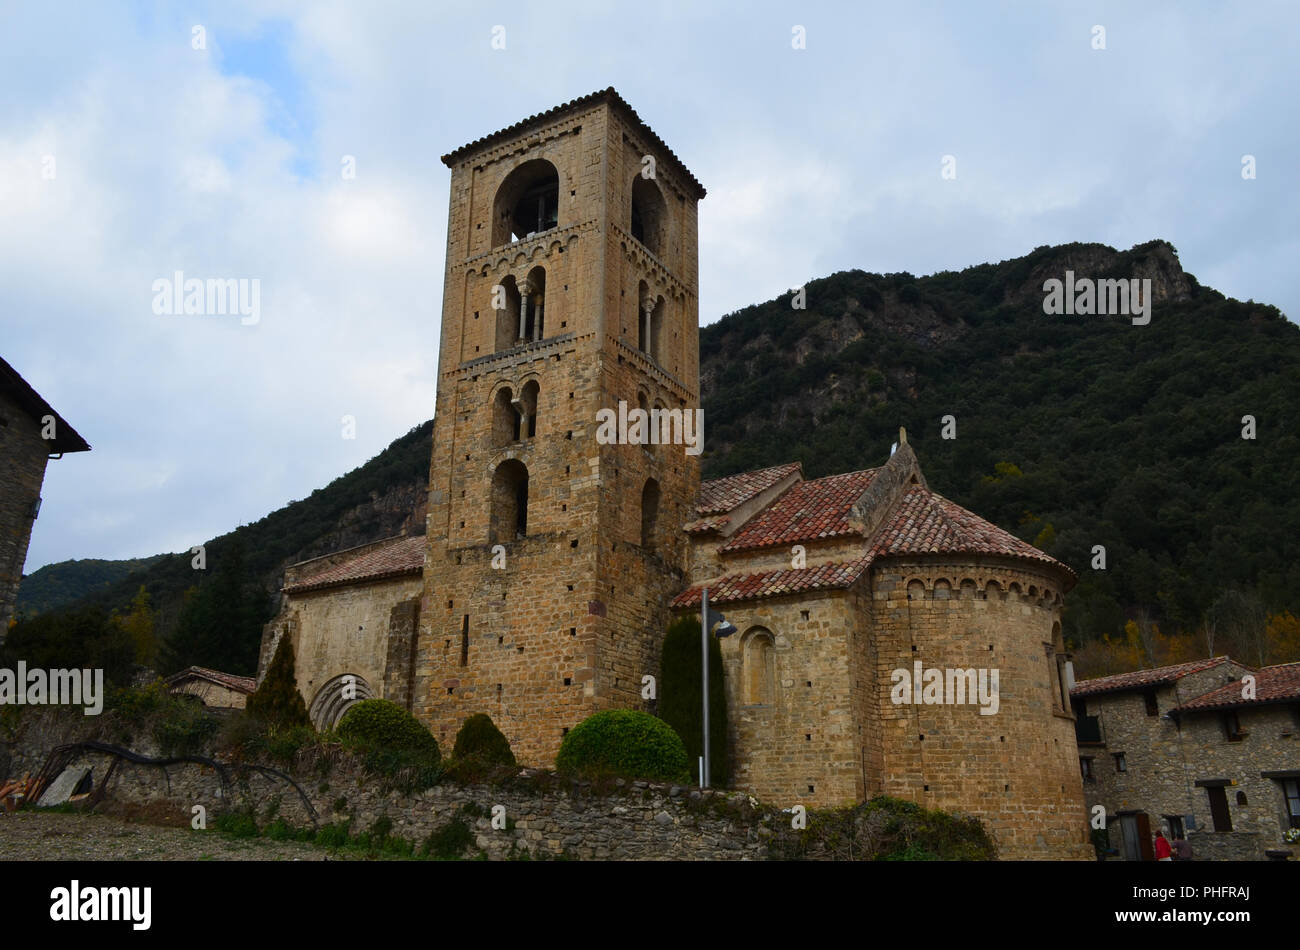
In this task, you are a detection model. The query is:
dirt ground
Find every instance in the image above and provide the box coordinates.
[0,810,353,861]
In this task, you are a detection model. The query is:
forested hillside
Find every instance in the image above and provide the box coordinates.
[13,239,1299,679]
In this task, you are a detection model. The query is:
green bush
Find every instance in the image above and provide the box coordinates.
[213,810,258,838]
[152,697,219,756]
[337,699,441,791]
[337,700,440,760]
[659,614,727,786]
[555,709,690,783]
[422,818,473,860]
[452,713,516,767]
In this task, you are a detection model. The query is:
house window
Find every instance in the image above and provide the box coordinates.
[1282,779,1300,830]
[1114,752,1127,773]
[1205,786,1233,832]
[1162,814,1185,839]
[1223,710,1246,741]
[1080,757,1095,783]
[1143,690,1159,716]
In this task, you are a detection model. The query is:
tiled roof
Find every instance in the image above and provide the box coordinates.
[718,469,877,553]
[872,487,1071,576]
[283,536,426,594]
[696,462,801,516]
[1171,661,1300,713]
[672,557,873,609]
[165,666,256,695]
[440,87,706,199]
[685,515,730,535]
[1070,657,1233,698]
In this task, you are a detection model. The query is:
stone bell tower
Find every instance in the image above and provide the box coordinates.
[411,89,706,765]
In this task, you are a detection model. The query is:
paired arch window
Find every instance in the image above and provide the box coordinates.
[491,382,539,448]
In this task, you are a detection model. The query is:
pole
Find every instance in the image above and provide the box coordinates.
[701,587,710,789]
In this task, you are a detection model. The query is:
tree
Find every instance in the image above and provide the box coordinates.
[245,635,309,729]
[160,539,266,675]
[116,585,156,666]
[658,614,727,786]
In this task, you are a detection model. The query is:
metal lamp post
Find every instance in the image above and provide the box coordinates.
[699,587,736,788]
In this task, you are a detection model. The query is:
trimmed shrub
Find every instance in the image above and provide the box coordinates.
[337,699,440,761]
[555,709,689,783]
[245,636,309,729]
[659,614,727,786]
[452,713,516,767]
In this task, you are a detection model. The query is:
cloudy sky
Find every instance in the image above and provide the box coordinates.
[4,1,1296,572]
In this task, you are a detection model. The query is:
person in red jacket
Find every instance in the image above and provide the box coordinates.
[1154,831,1173,861]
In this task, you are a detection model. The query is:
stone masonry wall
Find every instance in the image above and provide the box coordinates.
[0,390,50,633]
[870,557,1092,860]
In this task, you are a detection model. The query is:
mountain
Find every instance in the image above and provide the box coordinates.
[18,239,1299,655]
[698,239,1299,643]
[16,556,163,617]
[17,419,434,646]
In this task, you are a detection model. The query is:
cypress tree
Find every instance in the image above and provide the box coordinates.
[245,635,310,729]
[659,614,727,786]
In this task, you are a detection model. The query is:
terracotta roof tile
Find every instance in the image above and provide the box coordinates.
[718,469,877,553]
[685,515,730,535]
[283,536,426,594]
[1171,661,1300,713]
[696,462,801,516]
[1070,656,1233,698]
[872,487,1072,576]
[672,557,873,609]
[165,666,256,695]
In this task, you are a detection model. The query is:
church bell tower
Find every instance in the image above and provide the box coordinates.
[412,89,706,764]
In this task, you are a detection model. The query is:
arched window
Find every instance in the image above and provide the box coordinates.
[493,160,560,247]
[641,478,660,550]
[742,628,776,705]
[490,459,529,541]
[519,380,539,439]
[492,387,519,446]
[494,276,521,352]
[630,175,666,256]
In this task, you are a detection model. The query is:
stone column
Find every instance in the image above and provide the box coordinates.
[641,296,655,357]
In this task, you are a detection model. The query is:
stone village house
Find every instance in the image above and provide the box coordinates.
[0,356,90,637]
[255,89,1093,859]
[1072,657,1300,860]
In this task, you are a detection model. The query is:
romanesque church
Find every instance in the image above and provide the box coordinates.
[258,89,1092,859]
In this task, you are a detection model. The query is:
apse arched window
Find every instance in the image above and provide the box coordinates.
[492,387,519,446]
[519,380,539,439]
[742,628,776,705]
[630,175,666,256]
[641,478,660,550]
[493,160,560,246]
[490,459,529,541]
